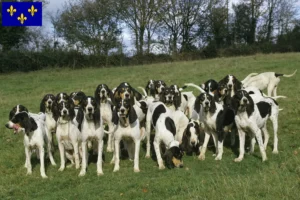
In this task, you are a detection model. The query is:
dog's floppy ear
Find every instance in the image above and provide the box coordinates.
[52,102,59,121]
[112,107,119,125]
[40,97,46,113]
[163,149,174,169]
[209,96,217,113]
[129,106,138,124]
[174,92,182,110]
[76,108,84,131]
[94,86,101,105]
[68,100,76,120]
[132,87,143,101]
[180,129,193,155]
[29,117,38,133]
[194,96,201,113]
[233,76,242,91]
[246,93,255,117]
[93,106,101,129]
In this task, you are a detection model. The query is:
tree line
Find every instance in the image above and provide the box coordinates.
[0,0,300,73]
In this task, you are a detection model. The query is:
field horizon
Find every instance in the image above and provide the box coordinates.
[0,52,299,200]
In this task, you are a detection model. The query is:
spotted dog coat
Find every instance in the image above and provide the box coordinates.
[194,93,235,160]
[79,96,105,176]
[111,99,141,172]
[5,112,52,178]
[95,84,115,152]
[232,90,269,162]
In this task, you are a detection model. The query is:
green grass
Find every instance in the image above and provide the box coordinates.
[0,53,300,200]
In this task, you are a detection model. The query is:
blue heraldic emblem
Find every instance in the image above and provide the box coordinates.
[2,2,42,26]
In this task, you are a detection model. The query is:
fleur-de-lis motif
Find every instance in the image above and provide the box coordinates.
[7,5,16,16]
[17,13,27,24]
[28,5,38,16]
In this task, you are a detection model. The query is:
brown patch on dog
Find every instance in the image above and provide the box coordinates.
[172,157,183,167]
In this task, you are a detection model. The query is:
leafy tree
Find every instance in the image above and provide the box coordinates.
[53,0,121,56]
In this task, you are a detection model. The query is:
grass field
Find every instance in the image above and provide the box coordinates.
[0,53,299,200]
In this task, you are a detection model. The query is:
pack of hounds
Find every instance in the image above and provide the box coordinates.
[5,69,297,178]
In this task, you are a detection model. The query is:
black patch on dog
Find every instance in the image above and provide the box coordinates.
[203,79,218,93]
[183,94,188,102]
[165,117,176,136]
[128,107,138,124]
[9,105,28,120]
[256,101,271,118]
[11,112,37,135]
[275,73,283,77]
[152,104,166,127]
[139,101,148,114]
[163,146,184,169]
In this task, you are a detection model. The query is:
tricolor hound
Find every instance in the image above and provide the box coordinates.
[6,112,50,178]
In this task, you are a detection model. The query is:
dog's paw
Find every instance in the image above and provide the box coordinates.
[215,155,222,161]
[58,167,65,171]
[113,166,120,172]
[97,171,104,176]
[272,150,279,154]
[198,154,205,161]
[41,174,48,179]
[106,147,113,153]
[134,168,140,173]
[78,171,86,177]
[234,157,243,162]
[26,171,32,176]
[145,154,151,159]
[159,165,165,170]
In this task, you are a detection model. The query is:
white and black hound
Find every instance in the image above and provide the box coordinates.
[79,96,105,176]
[180,119,203,156]
[111,99,141,172]
[54,100,83,171]
[113,82,143,105]
[145,101,188,158]
[40,94,57,160]
[6,112,50,178]
[218,75,242,98]
[95,84,115,152]
[153,112,184,169]
[154,80,167,100]
[242,70,297,97]
[144,80,156,97]
[244,86,280,154]
[232,90,269,162]
[194,93,235,160]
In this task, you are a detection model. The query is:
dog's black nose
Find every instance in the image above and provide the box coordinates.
[63,110,67,114]
[88,107,93,112]
[243,98,248,103]
[191,141,196,146]
[48,101,52,105]
[228,84,232,88]
[125,93,130,98]
[205,102,209,106]
[161,87,165,91]
[120,109,125,113]
[101,90,105,94]
[5,123,9,128]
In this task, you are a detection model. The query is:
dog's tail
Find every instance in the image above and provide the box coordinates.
[138,86,148,99]
[241,73,258,84]
[276,69,297,78]
[271,96,287,100]
[184,83,206,93]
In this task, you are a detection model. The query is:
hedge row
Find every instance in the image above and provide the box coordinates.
[0,43,299,73]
